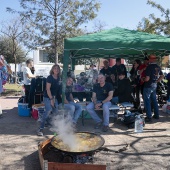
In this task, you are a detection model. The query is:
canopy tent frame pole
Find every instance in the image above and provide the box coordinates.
[85,58,87,72]
[62,50,69,107]
[71,58,76,71]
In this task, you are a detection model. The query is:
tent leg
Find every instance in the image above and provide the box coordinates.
[62,50,69,107]
[71,58,76,71]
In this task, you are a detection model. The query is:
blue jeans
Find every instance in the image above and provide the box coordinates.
[39,97,58,129]
[86,101,112,126]
[112,97,119,104]
[143,87,159,118]
[63,102,82,123]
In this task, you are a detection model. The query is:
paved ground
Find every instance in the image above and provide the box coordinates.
[0,96,170,170]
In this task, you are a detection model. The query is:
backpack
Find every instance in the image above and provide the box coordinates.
[28,77,46,108]
[121,110,144,129]
[35,77,46,93]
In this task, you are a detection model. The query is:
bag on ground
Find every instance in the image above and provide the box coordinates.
[121,110,144,129]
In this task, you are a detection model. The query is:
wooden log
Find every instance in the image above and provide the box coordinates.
[48,162,106,170]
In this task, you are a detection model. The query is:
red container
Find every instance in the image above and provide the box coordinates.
[32,104,45,120]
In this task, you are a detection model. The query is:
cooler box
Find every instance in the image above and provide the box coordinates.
[82,110,91,119]
[32,104,45,120]
[18,103,31,117]
[79,102,91,119]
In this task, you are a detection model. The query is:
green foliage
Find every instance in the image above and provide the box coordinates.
[41,28,85,63]
[7,0,100,63]
[0,36,26,63]
[92,19,107,33]
[0,18,27,77]
[0,18,26,63]
[137,0,170,36]
[75,58,99,65]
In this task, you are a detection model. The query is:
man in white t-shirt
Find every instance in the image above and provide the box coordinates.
[23,59,36,103]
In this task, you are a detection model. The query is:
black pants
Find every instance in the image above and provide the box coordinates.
[167,86,170,100]
[24,85,30,103]
[133,85,141,108]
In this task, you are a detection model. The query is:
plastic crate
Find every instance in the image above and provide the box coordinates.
[18,103,31,117]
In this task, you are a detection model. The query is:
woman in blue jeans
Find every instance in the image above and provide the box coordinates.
[37,64,61,136]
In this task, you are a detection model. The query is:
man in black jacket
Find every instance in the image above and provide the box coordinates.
[112,72,133,104]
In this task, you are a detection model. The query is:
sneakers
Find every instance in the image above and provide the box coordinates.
[152,115,159,119]
[145,117,152,122]
[145,115,159,122]
[37,129,43,136]
[102,126,109,132]
[94,122,102,129]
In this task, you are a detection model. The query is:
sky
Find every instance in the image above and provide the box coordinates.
[87,0,170,31]
[0,0,169,30]
[0,0,170,57]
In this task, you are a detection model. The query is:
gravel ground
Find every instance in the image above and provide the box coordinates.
[0,96,170,170]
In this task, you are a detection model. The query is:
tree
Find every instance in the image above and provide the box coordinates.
[0,36,26,63]
[7,0,100,64]
[137,0,170,36]
[92,19,107,33]
[45,27,85,63]
[0,18,27,82]
[75,58,99,66]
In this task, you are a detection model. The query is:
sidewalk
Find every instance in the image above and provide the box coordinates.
[0,96,170,170]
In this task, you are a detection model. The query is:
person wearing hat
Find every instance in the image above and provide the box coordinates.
[112,71,133,104]
[111,58,127,87]
[58,77,82,127]
[143,54,164,122]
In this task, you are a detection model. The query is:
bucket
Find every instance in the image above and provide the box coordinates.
[18,103,30,117]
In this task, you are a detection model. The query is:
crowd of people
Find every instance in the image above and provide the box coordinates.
[22,54,164,135]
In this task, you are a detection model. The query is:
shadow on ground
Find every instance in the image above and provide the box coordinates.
[23,151,41,170]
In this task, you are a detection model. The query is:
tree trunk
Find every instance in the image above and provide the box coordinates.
[12,37,17,83]
[14,55,17,84]
[55,49,58,64]
[54,0,58,64]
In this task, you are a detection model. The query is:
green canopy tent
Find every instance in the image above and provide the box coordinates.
[62,27,170,104]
